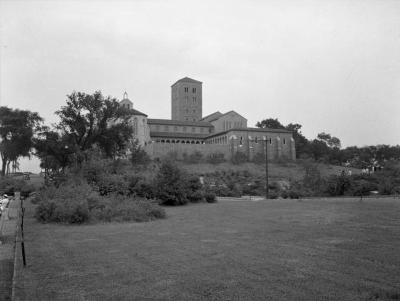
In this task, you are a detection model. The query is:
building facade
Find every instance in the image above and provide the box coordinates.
[120,77,296,161]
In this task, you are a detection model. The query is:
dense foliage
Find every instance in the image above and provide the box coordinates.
[0,107,43,175]
[34,91,135,174]
[34,182,166,224]
[0,176,35,197]
[256,117,400,167]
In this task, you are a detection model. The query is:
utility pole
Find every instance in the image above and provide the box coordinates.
[265,137,269,199]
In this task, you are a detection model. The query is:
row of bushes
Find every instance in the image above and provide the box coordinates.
[80,158,217,206]
[198,161,400,199]
[0,177,36,197]
[34,158,218,224]
[33,183,166,224]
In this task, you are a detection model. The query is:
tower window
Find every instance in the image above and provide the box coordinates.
[192,88,196,93]
[185,96,189,104]
[283,138,286,144]
[184,87,188,93]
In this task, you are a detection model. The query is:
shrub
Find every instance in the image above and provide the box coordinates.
[154,160,189,205]
[127,176,155,199]
[188,190,204,202]
[0,177,26,195]
[325,175,351,196]
[288,189,301,199]
[268,191,279,199]
[81,159,108,184]
[97,174,129,196]
[204,191,217,203]
[35,198,89,224]
[130,143,150,166]
[185,176,204,202]
[242,180,265,196]
[207,153,225,164]
[90,197,166,222]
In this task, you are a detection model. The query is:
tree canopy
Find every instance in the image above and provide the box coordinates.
[256,118,285,129]
[0,107,43,175]
[34,91,135,172]
[256,117,400,167]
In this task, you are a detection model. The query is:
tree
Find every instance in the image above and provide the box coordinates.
[0,107,43,176]
[285,123,310,157]
[155,160,189,205]
[256,118,285,129]
[33,128,76,173]
[317,132,341,149]
[309,139,330,161]
[55,91,134,161]
[130,140,150,166]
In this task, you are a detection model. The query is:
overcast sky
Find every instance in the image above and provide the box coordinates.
[1,0,399,171]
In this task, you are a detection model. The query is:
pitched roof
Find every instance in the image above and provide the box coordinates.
[201,111,223,122]
[171,77,202,87]
[218,110,247,121]
[147,118,212,127]
[130,109,147,117]
[150,132,209,139]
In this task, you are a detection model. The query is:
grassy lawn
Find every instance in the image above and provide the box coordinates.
[14,197,400,300]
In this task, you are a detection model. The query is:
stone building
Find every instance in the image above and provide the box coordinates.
[120,77,296,161]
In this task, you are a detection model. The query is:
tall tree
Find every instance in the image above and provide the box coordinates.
[0,107,43,176]
[55,91,134,161]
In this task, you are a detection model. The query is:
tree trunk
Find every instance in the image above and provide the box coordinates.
[1,159,6,176]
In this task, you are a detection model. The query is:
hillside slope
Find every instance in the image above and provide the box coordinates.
[179,160,361,181]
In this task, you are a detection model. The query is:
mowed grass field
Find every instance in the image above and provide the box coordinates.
[14,198,400,301]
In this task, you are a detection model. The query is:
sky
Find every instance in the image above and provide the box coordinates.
[0,0,399,172]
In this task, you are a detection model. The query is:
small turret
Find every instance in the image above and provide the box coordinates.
[120,91,133,109]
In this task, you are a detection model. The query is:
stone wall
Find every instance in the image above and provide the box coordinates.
[145,143,231,160]
[145,134,296,161]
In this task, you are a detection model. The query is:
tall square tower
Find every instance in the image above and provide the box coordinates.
[171,77,202,121]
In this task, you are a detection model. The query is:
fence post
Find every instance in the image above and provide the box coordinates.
[15,191,27,267]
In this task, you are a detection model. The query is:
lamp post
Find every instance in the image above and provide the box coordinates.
[264,136,269,199]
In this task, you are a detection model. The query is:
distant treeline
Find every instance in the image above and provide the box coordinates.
[256,118,400,168]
